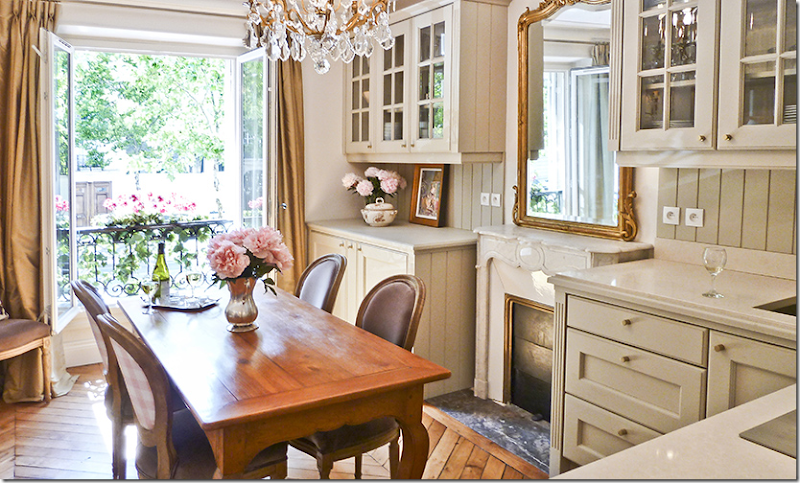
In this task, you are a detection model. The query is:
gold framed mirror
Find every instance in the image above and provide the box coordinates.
[514,0,637,241]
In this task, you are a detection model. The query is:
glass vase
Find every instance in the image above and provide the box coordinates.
[225,277,259,332]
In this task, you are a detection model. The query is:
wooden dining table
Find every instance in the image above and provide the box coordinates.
[117,286,450,479]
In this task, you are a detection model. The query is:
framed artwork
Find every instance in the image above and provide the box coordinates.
[410,164,446,227]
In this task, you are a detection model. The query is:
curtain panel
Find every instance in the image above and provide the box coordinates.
[0,0,59,402]
[276,60,307,292]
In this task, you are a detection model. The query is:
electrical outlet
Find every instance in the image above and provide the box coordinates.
[491,193,501,207]
[686,208,704,227]
[663,206,680,225]
[480,193,490,206]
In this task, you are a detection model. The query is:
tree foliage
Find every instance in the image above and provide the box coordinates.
[75,52,227,179]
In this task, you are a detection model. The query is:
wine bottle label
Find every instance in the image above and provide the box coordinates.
[156,280,170,303]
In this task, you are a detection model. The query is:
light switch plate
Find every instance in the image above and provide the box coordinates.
[480,193,490,206]
[686,208,704,227]
[491,193,501,207]
[663,206,680,225]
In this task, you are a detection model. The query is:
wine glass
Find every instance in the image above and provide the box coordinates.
[702,247,727,298]
[141,280,160,313]
[184,271,203,304]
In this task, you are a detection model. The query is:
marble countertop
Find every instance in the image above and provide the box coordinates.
[474,224,653,254]
[307,219,477,252]
[554,384,798,479]
[549,258,797,345]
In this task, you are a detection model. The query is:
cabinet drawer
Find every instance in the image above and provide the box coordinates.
[566,328,706,434]
[563,394,661,467]
[567,296,708,366]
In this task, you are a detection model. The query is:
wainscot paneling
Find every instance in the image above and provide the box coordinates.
[657,169,796,255]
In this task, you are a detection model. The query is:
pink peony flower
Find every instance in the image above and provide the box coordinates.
[207,240,249,279]
[356,179,374,197]
[364,167,381,178]
[380,177,400,194]
[342,172,361,188]
[242,226,281,260]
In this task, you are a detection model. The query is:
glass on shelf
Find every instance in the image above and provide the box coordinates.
[420,26,431,62]
[785,0,797,52]
[669,71,696,128]
[640,75,664,129]
[641,14,666,71]
[744,0,777,58]
[433,21,445,58]
[671,6,698,67]
[419,105,430,138]
[394,108,403,140]
[783,58,796,124]
[420,65,430,100]
[383,110,392,141]
[743,61,776,125]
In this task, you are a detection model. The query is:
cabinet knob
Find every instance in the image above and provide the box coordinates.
[698,135,706,142]
[357,246,362,251]
[401,143,407,148]
[339,242,345,247]
[620,356,630,363]
[714,344,725,352]
[367,143,373,148]
[348,243,354,249]
[724,134,733,141]
[618,429,628,436]
[621,319,632,326]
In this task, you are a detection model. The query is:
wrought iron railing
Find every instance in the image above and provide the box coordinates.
[62,219,232,299]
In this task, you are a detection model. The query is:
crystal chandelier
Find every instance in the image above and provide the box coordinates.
[243,0,396,74]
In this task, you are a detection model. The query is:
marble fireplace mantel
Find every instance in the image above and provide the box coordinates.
[473,225,653,402]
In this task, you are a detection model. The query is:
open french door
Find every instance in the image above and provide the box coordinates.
[40,29,78,334]
[236,47,277,229]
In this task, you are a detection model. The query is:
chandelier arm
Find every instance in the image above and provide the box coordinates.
[336,1,386,37]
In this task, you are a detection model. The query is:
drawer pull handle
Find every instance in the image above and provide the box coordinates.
[620,356,630,363]
[714,344,725,352]
[621,319,632,326]
[618,429,628,436]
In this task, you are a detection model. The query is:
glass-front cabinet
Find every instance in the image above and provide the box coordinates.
[621,0,718,150]
[411,7,450,152]
[376,21,410,153]
[345,56,375,153]
[717,0,797,149]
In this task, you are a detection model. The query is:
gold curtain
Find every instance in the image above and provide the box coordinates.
[0,0,59,402]
[275,60,307,292]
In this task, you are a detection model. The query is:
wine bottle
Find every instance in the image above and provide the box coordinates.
[152,241,170,302]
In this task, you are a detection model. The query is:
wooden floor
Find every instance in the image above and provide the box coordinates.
[0,364,547,479]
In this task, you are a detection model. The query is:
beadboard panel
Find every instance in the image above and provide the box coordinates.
[658,168,796,254]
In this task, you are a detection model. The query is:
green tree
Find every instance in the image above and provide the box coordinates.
[75,52,226,179]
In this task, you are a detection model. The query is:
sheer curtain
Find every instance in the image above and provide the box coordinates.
[0,0,63,402]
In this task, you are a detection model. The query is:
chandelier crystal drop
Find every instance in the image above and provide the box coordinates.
[244,0,396,74]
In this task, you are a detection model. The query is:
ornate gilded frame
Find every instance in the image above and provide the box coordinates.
[514,0,638,241]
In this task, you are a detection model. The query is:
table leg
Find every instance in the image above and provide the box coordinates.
[394,387,429,479]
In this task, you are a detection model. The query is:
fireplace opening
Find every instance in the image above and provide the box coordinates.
[504,295,554,421]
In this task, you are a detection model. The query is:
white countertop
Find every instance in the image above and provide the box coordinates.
[474,224,653,255]
[549,258,797,345]
[554,384,798,479]
[307,219,477,252]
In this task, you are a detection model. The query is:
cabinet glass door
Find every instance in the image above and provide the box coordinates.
[717,0,796,148]
[346,56,373,152]
[412,6,450,151]
[377,21,410,153]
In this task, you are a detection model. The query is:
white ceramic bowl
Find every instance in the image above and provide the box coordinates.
[361,197,398,227]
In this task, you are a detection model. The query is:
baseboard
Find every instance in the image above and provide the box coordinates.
[64,337,102,368]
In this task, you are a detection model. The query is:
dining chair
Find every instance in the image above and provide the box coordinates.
[0,299,51,403]
[95,313,289,479]
[290,274,426,479]
[70,279,185,479]
[294,253,347,313]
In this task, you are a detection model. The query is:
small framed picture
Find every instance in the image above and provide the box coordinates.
[410,164,446,227]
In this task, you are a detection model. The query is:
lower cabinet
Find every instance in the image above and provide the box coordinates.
[307,220,478,398]
[553,293,797,475]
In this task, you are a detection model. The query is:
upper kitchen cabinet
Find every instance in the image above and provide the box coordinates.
[717,0,797,150]
[620,0,796,153]
[344,0,507,164]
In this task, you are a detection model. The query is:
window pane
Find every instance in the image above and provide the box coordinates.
[669,71,696,128]
[640,75,664,129]
[395,34,405,67]
[419,105,430,138]
[743,61,776,124]
[641,15,666,70]
[54,47,72,311]
[785,0,797,52]
[745,0,778,57]
[420,65,431,100]
[420,26,431,62]
[432,102,444,138]
[433,21,445,58]
[671,7,698,66]
[783,58,797,123]
[433,62,444,99]
[241,57,265,228]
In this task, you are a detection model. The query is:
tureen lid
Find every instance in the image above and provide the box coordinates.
[363,197,395,211]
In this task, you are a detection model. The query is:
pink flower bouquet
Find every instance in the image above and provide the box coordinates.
[207,226,294,293]
[342,167,407,205]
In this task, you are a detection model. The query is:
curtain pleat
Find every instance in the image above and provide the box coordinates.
[275,60,307,292]
[0,0,59,402]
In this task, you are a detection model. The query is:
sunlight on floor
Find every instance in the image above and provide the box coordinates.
[83,378,137,463]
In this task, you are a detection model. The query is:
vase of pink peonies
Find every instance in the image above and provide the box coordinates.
[342,167,406,226]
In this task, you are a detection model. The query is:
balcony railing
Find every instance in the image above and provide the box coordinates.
[62,219,232,299]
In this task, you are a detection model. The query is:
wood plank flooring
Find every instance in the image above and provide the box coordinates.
[0,364,547,479]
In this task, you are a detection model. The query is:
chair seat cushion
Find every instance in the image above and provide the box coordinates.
[0,319,49,353]
[136,409,287,479]
[297,417,399,454]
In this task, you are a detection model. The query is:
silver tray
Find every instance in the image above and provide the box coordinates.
[150,296,218,311]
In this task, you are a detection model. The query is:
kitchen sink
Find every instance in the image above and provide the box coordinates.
[755,297,797,317]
